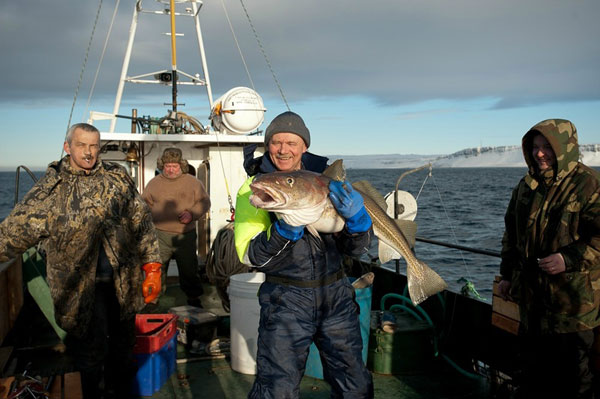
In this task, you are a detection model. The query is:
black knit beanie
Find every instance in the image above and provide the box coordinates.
[264,111,310,148]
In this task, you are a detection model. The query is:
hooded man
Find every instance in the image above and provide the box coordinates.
[498,119,600,398]
[142,148,211,307]
[234,111,374,398]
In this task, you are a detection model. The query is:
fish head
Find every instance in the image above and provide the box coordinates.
[249,170,332,225]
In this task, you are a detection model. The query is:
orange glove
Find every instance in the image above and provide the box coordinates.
[142,262,162,304]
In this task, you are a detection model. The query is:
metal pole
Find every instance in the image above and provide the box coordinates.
[169,0,178,113]
[394,163,431,218]
[131,109,137,133]
[415,236,501,258]
[110,0,141,132]
[393,163,432,272]
[191,1,214,108]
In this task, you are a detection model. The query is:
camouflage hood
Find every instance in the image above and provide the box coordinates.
[501,118,600,334]
[522,119,580,181]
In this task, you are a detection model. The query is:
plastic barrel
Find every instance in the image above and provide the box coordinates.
[304,280,372,379]
[228,272,265,375]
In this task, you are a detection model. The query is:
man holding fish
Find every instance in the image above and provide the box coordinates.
[234,111,374,398]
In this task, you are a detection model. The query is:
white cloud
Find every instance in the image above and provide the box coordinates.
[2,0,599,109]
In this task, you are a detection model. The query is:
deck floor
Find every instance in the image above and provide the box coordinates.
[147,356,489,398]
[143,280,491,399]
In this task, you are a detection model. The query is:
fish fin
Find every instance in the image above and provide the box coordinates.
[352,181,388,211]
[395,220,417,248]
[406,260,448,305]
[322,159,346,181]
[352,272,375,289]
[378,240,403,264]
[306,224,322,239]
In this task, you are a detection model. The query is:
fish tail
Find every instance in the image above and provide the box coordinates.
[406,260,448,305]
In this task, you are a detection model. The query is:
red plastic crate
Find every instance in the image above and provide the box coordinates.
[133,313,178,354]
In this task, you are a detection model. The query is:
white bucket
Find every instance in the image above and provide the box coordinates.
[228,272,265,375]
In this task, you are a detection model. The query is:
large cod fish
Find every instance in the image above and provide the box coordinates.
[249,160,447,305]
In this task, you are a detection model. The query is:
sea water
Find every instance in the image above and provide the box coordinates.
[346,167,528,301]
[1,167,580,301]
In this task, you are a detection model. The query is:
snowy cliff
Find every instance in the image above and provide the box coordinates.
[328,144,600,169]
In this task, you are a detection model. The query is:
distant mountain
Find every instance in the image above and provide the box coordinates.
[328,144,600,169]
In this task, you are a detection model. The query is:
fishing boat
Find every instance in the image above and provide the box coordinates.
[0,1,521,397]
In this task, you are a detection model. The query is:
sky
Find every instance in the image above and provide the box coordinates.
[1,0,599,169]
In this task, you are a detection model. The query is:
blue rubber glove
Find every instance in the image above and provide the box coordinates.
[329,180,372,233]
[274,219,305,241]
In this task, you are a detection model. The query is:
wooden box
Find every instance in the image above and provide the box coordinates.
[491,275,520,335]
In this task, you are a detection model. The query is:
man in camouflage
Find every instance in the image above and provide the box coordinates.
[499,119,600,398]
[0,123,162,399]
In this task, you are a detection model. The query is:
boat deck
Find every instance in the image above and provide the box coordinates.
[142,279,491,398]
[150,356,489,398]
[3,263,507,398]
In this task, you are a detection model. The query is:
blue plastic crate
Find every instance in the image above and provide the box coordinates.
[131,335,177,396]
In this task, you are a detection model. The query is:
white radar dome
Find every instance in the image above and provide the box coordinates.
[210,87,266,134]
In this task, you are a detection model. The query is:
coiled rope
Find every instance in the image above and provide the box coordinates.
[205,223,249,311]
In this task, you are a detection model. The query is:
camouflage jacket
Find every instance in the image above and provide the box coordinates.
[500,119,600,334]
[0,157,161,337]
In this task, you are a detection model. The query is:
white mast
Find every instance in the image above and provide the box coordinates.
[104,0,213,132]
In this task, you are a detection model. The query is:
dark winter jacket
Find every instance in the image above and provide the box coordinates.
[235,148,372,280]
[0,157,161,337]
[500,119,600,333]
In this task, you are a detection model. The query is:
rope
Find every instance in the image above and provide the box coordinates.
[63,0,103,158]
[238,0,290,111]
[220,0,255,90]
[82,0,120,122]
[205,223,249,311]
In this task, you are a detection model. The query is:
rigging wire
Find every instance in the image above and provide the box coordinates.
[428,173,473,281]
[212,0,282,218]
[63,0,104,158]
[238,0,290,111]
[220,0,255,90]
[415,168,431,201]
[213,131,236,220]
[82,0,121,122]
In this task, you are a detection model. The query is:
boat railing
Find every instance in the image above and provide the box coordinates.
[13,165,38,206]
[415,236,501,258]
[391,163,501,274]
[2,165,40,273]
